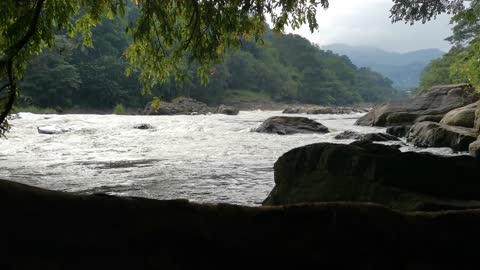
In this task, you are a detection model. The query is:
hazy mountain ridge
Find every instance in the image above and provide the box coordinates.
[323,43,445,90]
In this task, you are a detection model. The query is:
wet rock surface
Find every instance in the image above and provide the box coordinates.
[254,116,329,135]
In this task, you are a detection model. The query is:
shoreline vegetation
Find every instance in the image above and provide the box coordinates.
[13,100,375,115]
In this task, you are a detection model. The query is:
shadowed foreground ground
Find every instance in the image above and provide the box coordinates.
[1,179,480,269]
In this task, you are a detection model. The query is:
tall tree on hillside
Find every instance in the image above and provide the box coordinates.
[418,0,480,90]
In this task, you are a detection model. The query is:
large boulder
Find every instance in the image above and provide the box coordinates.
[334,131,400,142]
[263,142,480,211]
[215,104,239,115]
[407,121,477,151]
[143,97,214,115]
[440,102,478,128]
[356,84,480,127]
[470,139,480,158]
[253,116,329,135]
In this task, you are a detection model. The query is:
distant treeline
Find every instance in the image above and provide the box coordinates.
[19,11,402,111]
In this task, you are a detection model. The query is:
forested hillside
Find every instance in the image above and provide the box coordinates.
[19,14,400,112]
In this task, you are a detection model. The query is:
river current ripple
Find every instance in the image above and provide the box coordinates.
[0,111,463,205]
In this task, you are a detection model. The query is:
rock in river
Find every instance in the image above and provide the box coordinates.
[143,97,214,115]
[263,142,480,211]
[143,97,239,116]
[133,123,154,130]
[356,84,480,127]
[37,126,70,135]
[407,121,477,152]
[334,131,400,142]
[253,116,329,135]
[215,104,239,115]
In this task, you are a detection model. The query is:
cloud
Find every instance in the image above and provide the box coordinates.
[285,0,453,52]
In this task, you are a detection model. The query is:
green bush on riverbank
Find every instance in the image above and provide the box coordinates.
[14,106,56,114]
[113,104,126,115]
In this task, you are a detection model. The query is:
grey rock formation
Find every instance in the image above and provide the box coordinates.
[356,84,479,126]
[254,116,329,135]
[407,121,477,151]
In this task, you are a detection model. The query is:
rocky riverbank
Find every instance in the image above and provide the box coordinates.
[356,83,480,155]
[6,84,480,268]
[3,178,480,269]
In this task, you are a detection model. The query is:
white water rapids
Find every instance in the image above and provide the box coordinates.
[0,111,464,205]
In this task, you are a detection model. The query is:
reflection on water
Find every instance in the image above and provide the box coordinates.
[0,111,463,205]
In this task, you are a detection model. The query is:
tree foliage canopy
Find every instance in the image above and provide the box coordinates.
[0,0,474,136]
[19,19,399,110]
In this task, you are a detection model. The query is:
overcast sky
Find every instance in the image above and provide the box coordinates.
[284,0,454,53]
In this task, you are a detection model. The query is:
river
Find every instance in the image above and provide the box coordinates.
[0,111,463,205]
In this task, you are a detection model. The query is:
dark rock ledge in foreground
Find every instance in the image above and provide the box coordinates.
[3,179,480,269]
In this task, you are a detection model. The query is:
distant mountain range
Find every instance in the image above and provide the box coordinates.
[322,44,445,90]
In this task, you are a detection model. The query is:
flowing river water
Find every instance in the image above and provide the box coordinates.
[0,111,464,205]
